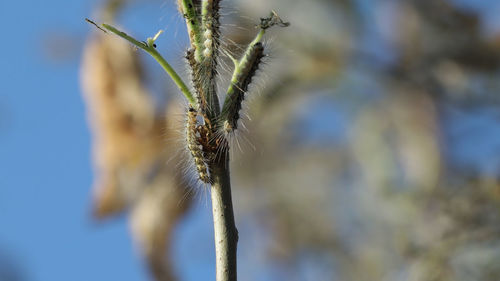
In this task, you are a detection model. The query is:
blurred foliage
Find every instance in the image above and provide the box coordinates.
[81,0,500,280]
[228,0,500,280]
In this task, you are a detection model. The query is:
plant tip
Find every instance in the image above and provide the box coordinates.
[258,10,290,30]
[85,18,108,33]
[153,30,164,41]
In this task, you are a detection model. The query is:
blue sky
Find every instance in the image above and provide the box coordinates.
[0,0,216,280]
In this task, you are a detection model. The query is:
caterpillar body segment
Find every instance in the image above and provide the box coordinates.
[194,0,221,123]
[185,48,207,112]
[201,0,221,62]
[186,106,211,183]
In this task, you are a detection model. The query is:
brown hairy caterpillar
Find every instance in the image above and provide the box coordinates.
[201,0,221,60]
[186,106,210,183]
[221,42,265,133]
[185,48,206,111]
[193,0,222,123]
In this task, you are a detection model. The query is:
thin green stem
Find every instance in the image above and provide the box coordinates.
[148,48,196,105]
[225,29,265,99]
[210,152,238,281]
[252,29,265,46]
[101,23,196,106]
[102,23,147,49]
[180,0,204,62]
[201,0,210,18]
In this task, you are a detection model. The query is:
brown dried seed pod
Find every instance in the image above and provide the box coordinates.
[81,34,158,218]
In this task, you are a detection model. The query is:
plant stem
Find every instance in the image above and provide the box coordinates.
[101,23,196,106]
[180,0,204,62]
[147,48,196,106]
[210,152,238,281]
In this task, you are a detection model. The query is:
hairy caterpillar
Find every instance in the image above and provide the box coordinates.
[86,6,289,281]
[186,106,210,183]
[201,0,221,60]
[185,48,206,111]
[183,0,221,120]
[195,0,222,122]
[221,42,265,133]
[218,12,288,133]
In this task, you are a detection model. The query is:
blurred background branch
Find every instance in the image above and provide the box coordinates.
[80,0,500,280]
